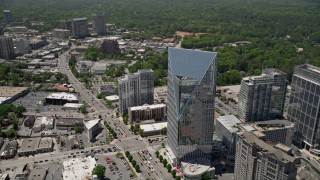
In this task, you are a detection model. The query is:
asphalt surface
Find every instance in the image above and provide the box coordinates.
[57,50,172,179]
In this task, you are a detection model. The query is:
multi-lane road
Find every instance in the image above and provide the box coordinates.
[57,50,172,179]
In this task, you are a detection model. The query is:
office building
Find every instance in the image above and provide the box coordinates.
[287,64,320,154]
[234,131,298,180]
[128,103,166,123]
[45,92,79,105]
[71,18,89,38]
[53,29,70,39]
[166,48,217,163]
[118,69,154,114]
[239,120,294,146]
[0,36,15,59]
[100,40,121,55]
[92,13,107,35]
[0,26,4,35]
[237,68,287,121]
[15,38,31,54]
[3,10,13,24]
[84,119,101,141]
[215,115,242,160]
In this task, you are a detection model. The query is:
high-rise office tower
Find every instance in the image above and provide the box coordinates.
[0,26,4,35]
[237,68,287,121]
[0,36,15,59]
[118,69,154,114]
[287,64,320,153]
[235,131,298,180]
[166,48,217,163]
[3,10,13,24]
[92,13,107,35]
[71,18,89,38]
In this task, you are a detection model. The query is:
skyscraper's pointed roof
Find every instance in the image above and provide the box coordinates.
[168,48,217,81]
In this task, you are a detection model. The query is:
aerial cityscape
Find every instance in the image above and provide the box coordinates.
[0,0,320,180]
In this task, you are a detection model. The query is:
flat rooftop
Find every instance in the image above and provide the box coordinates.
[105,95,119,101]
[19,137,41,153]
[240,120,294,132]
[140,122,167,132]
[242,131,296,162]
[84,119,100,130]
[0,86,29,97]
[217,115,242,133]
[63,103,83,108]
[46,92,78,101]
[63,157,96,180]
[129,103,166,111]
[181,158,212,177]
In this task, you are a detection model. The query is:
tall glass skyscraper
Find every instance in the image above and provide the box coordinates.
[287,64,320,153]
[166,48,217,163]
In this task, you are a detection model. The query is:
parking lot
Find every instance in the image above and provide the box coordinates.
[95,153,134,180]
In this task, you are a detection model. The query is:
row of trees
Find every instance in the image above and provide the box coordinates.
[125,151,140,172]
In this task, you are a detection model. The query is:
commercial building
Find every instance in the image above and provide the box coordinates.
[92,13,107,35]
[0,86,30,105]
[62,157,96,180]
[181,158,215,180]
[100,40,121,55]
[29,39,47,50]
[118,69,154,114]
[105,95,119,103]
[237,68,287,121]
[18,137,54,156]
[0,26,4,35]
[287,64,320,154]
[215,115,242,160]
[53,29,71,39]
[0,140,18,159]
[0,36,15,60]
[28,167,48,180]
[76,61,93,73]
[71,18,89,38]
[3,10,13,24]
[239,120,294,146]
[234,131,298,180]
[128,103,166,123]
[140,122,167,136]
[45,92,79,105]
[56,117,84,130]
[98,83,115,96]
[15,38,31,54]
[32,116,55,133]
[166,48,217,163]
[92,62,108,75]
[84,119,101,141]
[62,103,83,110]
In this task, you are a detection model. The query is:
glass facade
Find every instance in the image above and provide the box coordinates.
[287,64,320,150]
[167,48,217,163]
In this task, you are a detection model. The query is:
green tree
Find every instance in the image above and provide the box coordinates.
[6,129,16,138]
[135,164,140,172]
[159,155,163,162]
[92,164,106,179]
[128,155,133,162]
[80,104,88,114]
[166,164,172,172]
[162,159,168,167]
[171,170,176,178]
[125,151,130,157]
[155,151,160,157]
[74,126,83,134]
[132,160,137,167]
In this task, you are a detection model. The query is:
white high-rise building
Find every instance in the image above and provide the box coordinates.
[118,69,154,114]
